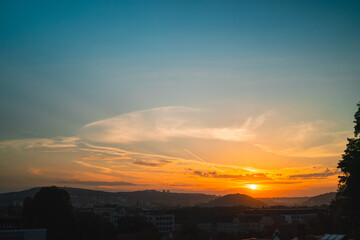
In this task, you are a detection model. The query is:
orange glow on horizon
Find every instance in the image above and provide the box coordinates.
[0,135,341,197]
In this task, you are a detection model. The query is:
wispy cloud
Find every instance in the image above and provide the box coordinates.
[73,160,114,173]
[1,106,347,158]
[79,106,257,143]
[79,143,184,162]
[253,119,351,157]
[28,168,41,175]
[133,160,167,167]
[190,170,271,180]
[256,181,303,185]
[183,148,225,173]
[77,155,131,161]
[289,168,341,179]
[0,137,80,149]
[59,180,138,186]
[78,106,349,157]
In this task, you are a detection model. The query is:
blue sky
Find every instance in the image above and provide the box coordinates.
[0,1,359,195]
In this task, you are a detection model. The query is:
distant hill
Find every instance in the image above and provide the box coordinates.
[0,187,217,207]
[301,192,336,206]
[258,197,309,207]
[0,187,41,201]
[207,194,266,208]
[0,187,114,201]
[258,192,337,207]
[0,187,336,208]
[118,190,217,206]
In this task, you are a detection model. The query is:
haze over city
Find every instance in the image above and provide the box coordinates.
[1,0,360,198]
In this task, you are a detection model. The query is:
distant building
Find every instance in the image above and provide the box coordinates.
[196,214,275,234]
[320,234,347,240]
[282,213,317,224]
[93,206,117,215]
[0,218,23,230]
[197,222,214,233]
[0,229,46,240]
[109,212,126,226]
[145,214,175,234]
[74,203,93,209]
[237,213,275,233]
[216,221,239,233]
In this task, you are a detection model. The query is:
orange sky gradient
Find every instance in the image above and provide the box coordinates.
[0,107,347,197]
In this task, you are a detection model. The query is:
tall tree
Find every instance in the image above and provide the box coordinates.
[354,102,360,137]
[335,101,360,236]
[23,186,74,240]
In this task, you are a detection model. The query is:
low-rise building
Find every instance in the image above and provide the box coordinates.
[145,214,175,234]
[109,212,126,226]
[196,214,275,234]
[0,229,46,240]
[282,213,317,224]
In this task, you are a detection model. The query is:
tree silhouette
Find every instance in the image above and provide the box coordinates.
[23,186,74,240]
[334,101,360,237]
[354,102,360,137]
[116,216,159,240]
[72,211,116,240]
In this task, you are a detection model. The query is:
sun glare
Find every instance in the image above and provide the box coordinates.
[247,184,258,190]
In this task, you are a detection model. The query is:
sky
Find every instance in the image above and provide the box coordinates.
[0,0,360,197]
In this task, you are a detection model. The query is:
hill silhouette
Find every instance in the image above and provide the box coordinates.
[0,187,217,207]
[206,193,266,208]
[0,187,336,208]
[301,192,336,206]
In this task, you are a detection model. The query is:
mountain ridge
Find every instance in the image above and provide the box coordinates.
[206,193,266,208]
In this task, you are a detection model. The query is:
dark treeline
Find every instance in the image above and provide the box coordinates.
[23,186,118,240]
[331,101,360,238]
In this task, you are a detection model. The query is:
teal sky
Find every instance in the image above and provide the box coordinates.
[0,1,359,195]
[1,0,359,139]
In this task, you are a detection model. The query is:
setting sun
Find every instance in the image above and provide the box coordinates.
[247,184,258,190]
